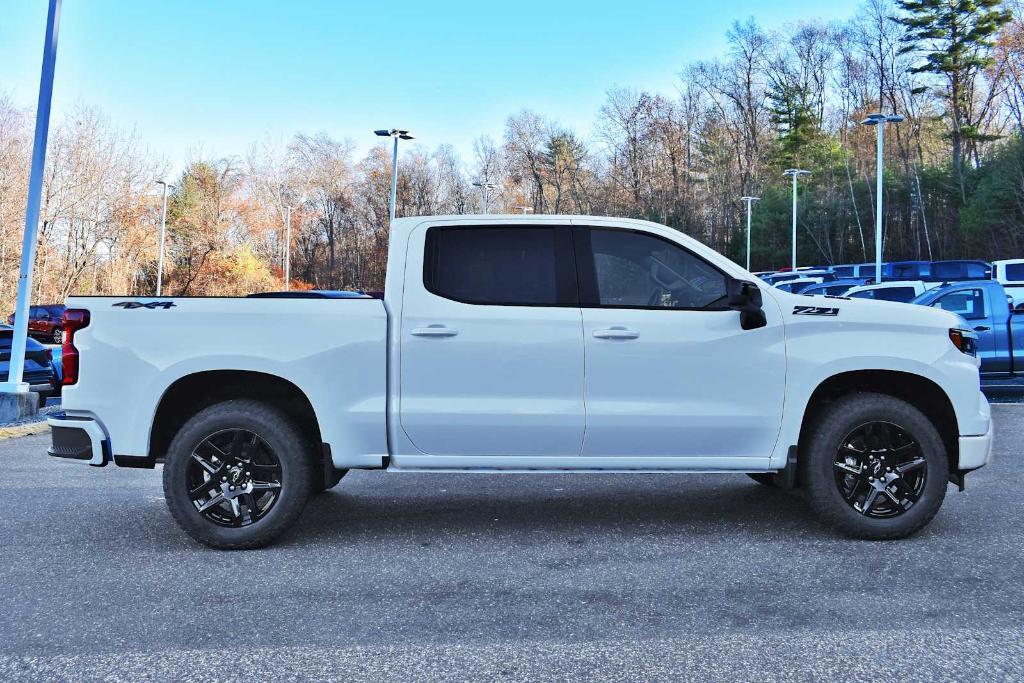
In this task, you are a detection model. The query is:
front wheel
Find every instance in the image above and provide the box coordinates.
[162,399,314,549]
[801,392,949,540]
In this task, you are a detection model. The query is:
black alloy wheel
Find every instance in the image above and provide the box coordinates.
[186,428,283,527]
[833,421,926,518]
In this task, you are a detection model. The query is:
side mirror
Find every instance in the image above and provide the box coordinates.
[727,277,767,330]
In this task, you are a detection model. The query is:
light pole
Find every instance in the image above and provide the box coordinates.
[861,112,903,282]
[374,128,414,225]
[782,169,810,270]
[473,181,496,214]
[284,205,292,289]
[740,196,760,271]
[155,180,172,296]
[2,0,60,398]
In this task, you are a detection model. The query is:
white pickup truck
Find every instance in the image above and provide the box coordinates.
[47,215,993,548]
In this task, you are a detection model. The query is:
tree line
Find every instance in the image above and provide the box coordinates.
[2,0,1024,306]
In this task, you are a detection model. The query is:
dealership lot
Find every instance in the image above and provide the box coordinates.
[1,407,1022,681]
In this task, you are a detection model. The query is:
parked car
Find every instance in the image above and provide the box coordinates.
[762,269,835,285]
[0,324,57,405]
[831,263,876,278]
[800,278,871,297]
[773,277,824,293]
[7,304,67,344]
[992,259,1024,306]
[845,280,936,303]
[912,280,1020,382]
[927,260,991,282]
[47,215,991,548]
[888,261,931,281]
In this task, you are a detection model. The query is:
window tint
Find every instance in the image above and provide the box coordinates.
[833,266,853,278]
[826,285,851,295]
[29,306,41,318]
[423,227,563,306]
[965,262,988,278]
[585,229,727,309]
[892,264,925,279]
[850,290,875,299]
[874,287,916,302]
[1005,263,1024,282]
[932,289,985,320]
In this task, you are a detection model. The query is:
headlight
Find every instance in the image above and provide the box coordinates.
[949,328,977,357]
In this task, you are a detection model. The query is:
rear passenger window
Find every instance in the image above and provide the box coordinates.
[424,226,565,306]
[1005,263,1024,282]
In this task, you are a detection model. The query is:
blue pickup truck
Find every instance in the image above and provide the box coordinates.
[911,280,1022,387]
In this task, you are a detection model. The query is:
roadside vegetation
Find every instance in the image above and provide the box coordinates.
[1,0,1024,301]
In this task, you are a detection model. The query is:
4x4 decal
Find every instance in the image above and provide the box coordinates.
[793,305,838,316]
[113,301,176,310]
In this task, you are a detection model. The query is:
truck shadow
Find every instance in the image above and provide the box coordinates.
[289,474,826,545]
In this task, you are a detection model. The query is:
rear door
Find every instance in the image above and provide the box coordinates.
[399,223,586,457]
[573,224,786,462]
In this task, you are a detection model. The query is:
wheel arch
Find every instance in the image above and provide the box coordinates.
[148,370,323,464]
[798,370,959,478]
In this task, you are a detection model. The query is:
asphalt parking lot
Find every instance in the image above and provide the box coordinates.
[1,407,1022,682]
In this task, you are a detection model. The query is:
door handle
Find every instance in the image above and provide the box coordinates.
[410,325,459,338]
[593,327,640,340]
[974,325,991,332]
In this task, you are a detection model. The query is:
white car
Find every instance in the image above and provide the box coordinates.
[845,280,938,303]
[992,259,1024,306]
[47,215,992,548]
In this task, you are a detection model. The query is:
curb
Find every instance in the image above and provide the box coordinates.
[0,422,50,441]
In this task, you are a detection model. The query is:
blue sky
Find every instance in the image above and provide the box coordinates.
[1,0,862,173]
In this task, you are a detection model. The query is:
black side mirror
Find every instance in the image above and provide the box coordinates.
[727,277,767,330]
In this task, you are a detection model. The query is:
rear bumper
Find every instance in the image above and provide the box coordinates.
[47,412,109,467]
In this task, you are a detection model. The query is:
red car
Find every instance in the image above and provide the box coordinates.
[7,304,67,344]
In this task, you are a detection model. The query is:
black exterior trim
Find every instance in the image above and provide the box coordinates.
[113,453,156,469]
[48,425,93,461]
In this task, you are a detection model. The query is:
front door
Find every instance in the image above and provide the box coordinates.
[573,225,786,462]
[399,224,585,457]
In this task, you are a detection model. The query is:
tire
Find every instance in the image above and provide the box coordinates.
[162,399,315,549]
[51,328,63,345]
[746,473,776,487]
[801,392,948,540]
[314,467,348,494]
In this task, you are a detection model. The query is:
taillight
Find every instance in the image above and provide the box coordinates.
[61,309,90,386]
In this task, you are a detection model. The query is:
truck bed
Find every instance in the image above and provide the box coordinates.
[60,296,390,469]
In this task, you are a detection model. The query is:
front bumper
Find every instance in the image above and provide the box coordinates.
[958,391,993,471]
[47,412,109,467]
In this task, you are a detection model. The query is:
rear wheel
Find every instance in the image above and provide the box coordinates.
[162,399,314,549]
[801,392,948,540]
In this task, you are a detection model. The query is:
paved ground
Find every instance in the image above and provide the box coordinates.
[1,408,1022,682]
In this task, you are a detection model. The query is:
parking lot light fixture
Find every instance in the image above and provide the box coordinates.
[860,113,903,283]
[155,180,173,296]
[782,169,810,270]
[473,180,497,214]
[375,128,414,225]
[740,196,760,271]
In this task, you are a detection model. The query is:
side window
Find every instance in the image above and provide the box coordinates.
[874,287,916,302]
[423,226,570,306]
[581,228,728,309]
[932,289,985,320]
[850,290,874,299]
[833,266,853,278]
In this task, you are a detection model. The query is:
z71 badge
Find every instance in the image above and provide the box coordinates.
[112,301,176,310]
[792,305,838,316]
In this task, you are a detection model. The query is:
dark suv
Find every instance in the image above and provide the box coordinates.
[7,304,67,344]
